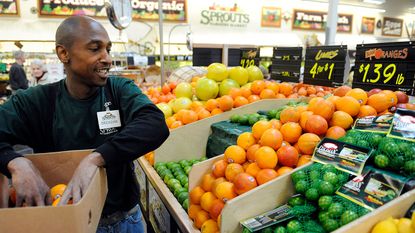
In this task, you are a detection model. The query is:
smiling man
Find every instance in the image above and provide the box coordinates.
[0,16,169,233]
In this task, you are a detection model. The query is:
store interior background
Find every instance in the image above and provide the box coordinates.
[0,0,414,69]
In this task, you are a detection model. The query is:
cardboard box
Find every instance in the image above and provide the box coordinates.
[0,150,108,233]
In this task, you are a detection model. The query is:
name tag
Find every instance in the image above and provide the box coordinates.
[97,110,122,130]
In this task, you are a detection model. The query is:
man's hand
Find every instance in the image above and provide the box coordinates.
[59,152,105,206]
[7,157,52,207]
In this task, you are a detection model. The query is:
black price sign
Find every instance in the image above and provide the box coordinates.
[270,47,302,82]
[239,48,259,68]
[352,42,415,95]
[304,45,347,87]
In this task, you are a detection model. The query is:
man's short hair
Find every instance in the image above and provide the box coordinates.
[55,16,103,49]
[13,50,24,60]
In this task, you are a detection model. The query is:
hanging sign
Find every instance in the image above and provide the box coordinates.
[0,0,18,15]
[382,17,403,37]
[239,48,259,68]
[270,47,302,83]
[38,0,187,22]
[303,45,347,87]
[292,9,352,33]
[352,41,415,95]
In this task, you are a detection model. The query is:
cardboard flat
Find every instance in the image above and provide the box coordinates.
[0,150,108,233]
[0,174,8,208]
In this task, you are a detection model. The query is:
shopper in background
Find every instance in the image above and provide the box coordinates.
[0,16,169,233]
[9,50,28,92]
[29,59,59,86]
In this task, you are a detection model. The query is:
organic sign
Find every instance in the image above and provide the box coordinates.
[38,0,187,22]
[239,48,259,68]
[270,47,302,83]
[352,41,415,95]
[304,45,347,87]
[382,17,403,37]
[0,0,18,15]
[261,7,281,28]
[361,17,375,34]
[293,10,352,33]
[200,2,250,27]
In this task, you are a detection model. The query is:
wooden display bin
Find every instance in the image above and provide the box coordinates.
[0,150,108,233]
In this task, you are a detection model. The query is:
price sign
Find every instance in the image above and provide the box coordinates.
[270,47,302,82]
[304,45,347,87]
[239,48,259,68]
[352,41,415,95]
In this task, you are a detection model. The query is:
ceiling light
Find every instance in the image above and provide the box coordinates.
[362,0,385,5]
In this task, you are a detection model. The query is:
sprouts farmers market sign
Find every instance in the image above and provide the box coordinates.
[38,0,187,22]
[200,3,250,27]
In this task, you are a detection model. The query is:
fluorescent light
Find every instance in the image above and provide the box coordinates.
[363,0,385,5]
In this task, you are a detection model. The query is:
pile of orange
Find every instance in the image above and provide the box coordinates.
[145,82,177,104]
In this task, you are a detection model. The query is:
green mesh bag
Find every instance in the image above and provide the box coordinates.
[272,219,325,233]
[340,129,385,150]
[373,137,415,177]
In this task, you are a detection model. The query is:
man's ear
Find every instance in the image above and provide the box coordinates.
[56,44,69,64]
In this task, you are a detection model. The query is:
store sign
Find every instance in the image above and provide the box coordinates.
[0,0,19,15]
[361,16,375,34]
[38,0,187,22]
[239,48,259,68]
[352,41,415,95]
[304,45,347,87]
[270,47,302,83]
[382,17,403,37]
[293,9,352,33]
[200,2,250,27]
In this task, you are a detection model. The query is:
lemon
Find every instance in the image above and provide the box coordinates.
[372,219,398,233]
[398,218,415,233]
[412,212,415,230]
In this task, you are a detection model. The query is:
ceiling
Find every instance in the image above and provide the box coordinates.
[306,0,415,14]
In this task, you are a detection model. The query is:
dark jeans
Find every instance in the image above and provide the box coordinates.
[96,207,144,233]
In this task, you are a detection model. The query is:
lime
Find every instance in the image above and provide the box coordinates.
[273,226,287,233]
[154,162,166,170]
[166,161,177,169]
[163,173,174,183]
[382,142,399,156]
[356,140,370,149]
[305,188,319,201]
[337,173,349,184]
[321,164,337,173]
[248,115,260,125]
[318,196,333,210]
[179,176,189,186]
[174,187,187,198]
[323,172,338,185]
[318,211,330,223]
[261,227,273,233]
[346,129,360,138]
[291,170,307,184]
[200,156,208,161]
[340,210,359,226]
[404,146,415,160]
[311,180,322,190]
[267,109,279,119]
[184,182,189,190]
[288,196,305,207]
[175,173,187,181]
[339,136,356,145]
[179,160,191,168]
[177,191,188,204]
[167,178,181,189]
[319,181,335,195]
[389,156,405,170]
[170,183,182,192]
[230,114,240,123]
[322,219,339,232]
[182,198,189,210]
[374,154,389,168]
[190,159,199,165]
[328,202,344,218]
[295,180,308,194]
[156,165,167,174]
[184,166,192,175]
[259,116,268,121]
[404,160,415,174]
[286,220,302,233]
[238,115,249,125]
[309,170,321,181]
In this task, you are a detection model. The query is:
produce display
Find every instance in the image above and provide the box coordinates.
[371,212,415,233]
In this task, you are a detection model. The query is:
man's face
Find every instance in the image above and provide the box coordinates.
[65,23,112,87]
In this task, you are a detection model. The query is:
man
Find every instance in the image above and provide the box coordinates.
[9,50,29,91]
[0,16,169,233]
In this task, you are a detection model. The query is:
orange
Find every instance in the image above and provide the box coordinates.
[381,90,398,108]
[346,88,368,105]
[276,93,286,99]
[300,111,314,130]
[255,146,278,169]
[277,166,294,176]
[280,107,300,124]
[306,86,317,95]
[175,110,186,121]
[205,99,219,112]
[297,133,321,155]
[209,199,224,221]
[210,108,223,116]
[212,159,228,178]
[279,82,293,96]
[256,169,278,185]
[276,145,299,167]
[297,155,312,167]
[200,192,217,212]
[333,85,352,97]
[325,126,346,139]
[305,115,328,135]
[237,132,256,150]
[266,82,280,94]
[329,111,354,129]
[170,120,183,129]
[293,142,301,153]
[242,161,250,171]
[201,173,216,192]
[182,110,199,125]
[215,181,237,202]
[259,89,276,99]
[229,88,242,99]
[252,120,273,139]
[201,219,219,233]
[211,177,226,197]
[295,105,308,114]
[195,209,210,229]
[233,172,258,195]
[251,80,266,95]
[218,95,234,111]
[269,119,282,130]
[165,116,176,128]
[191,101,204,111]
[197,108,212,120]
[307,97,335,121]
[246,144,260,162]
[357,105,377,118]
[326,95,340,105]
[188,204,202,220]
[241,87,252,98]
[245,162,261,177]
[233,96,249,108]
[190,186,206,205]
[280,122,302,144]
[51,184,67,201]
[248,94,261,103]
[367,93,390,113]
[225,163,244,182]
[224,145,246,164]
[297,87,307,96]
[259,128,283,150]
[145,151,154,166]
[335,96,360,117]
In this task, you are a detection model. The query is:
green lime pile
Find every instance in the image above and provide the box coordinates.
[244,219,325,233]
[266,101,307,120]
[230,113,268,126]
[338,129,384,149]
[373,137,415,177]
[154,157,206,210]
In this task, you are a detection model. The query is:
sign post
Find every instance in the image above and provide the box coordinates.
[270,47,302,83]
